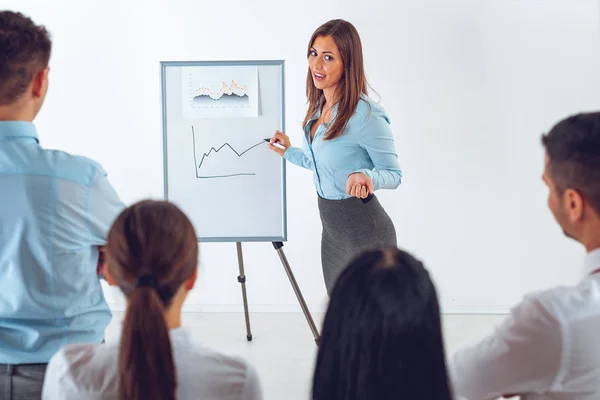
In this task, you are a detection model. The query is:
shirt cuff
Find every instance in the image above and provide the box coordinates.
[351,169,374,179]
[283,146,302,162]
[352,169,377,190]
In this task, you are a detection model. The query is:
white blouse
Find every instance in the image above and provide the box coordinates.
[42,327,263,400]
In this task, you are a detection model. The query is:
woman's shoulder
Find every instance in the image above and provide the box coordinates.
[172,338,262,399]
[354,95,390,124]
[44,342,119,398]
[49,341,118,372]
[176,338,257,379]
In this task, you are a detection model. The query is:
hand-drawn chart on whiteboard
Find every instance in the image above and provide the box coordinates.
[182,65,259,119]
[191,126,265,179]
[161,60,286,242]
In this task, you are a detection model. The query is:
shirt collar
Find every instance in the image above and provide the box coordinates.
[308,92,370,123]
[583,248,600,277]
[0,121,39,143]
[308,96,339,125]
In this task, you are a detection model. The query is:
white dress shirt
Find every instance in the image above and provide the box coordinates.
[41,327,263,400]
[451,248,600,400]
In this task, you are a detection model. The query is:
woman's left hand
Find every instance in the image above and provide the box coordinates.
[346,172,373,199]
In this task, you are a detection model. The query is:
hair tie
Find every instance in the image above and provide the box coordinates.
[136,274,159,290]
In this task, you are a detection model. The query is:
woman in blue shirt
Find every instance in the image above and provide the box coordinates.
[268,19,402,294]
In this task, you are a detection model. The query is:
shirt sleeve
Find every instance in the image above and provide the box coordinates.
[450,295,563,400]
[283,146,314,171]
[87,166,126,245]
[354,111,402,191]
[242,363,264,400]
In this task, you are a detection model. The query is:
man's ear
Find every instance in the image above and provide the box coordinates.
[31,68,48,99]
[564,188,584,223]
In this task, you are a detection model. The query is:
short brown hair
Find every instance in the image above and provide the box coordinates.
[542,112,600,215]
[0,11,52,105]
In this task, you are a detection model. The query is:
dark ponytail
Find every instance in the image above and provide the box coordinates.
[118,287,176,400]
[107,200,199,400]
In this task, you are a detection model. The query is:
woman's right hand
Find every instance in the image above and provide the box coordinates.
[268,131,291,157]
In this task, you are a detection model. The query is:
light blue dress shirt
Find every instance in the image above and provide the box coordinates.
[0,121,125,364]
[283,96,402,200]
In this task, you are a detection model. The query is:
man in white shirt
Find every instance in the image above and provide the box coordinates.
[451,112,600,400]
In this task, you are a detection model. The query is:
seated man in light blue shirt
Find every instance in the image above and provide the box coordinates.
[0,10,124,399]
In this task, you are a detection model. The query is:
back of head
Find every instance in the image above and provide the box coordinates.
[0,11,51,106]
[107,200,198,400]
[312,247,452,400]
[542,112,600,216]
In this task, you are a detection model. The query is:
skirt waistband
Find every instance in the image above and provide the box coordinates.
[317,192,375,204]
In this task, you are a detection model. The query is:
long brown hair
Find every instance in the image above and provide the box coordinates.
[107,200,198,400]
[303,19,369,140]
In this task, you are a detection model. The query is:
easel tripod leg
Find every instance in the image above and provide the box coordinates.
[236,242,253,341]
[272,242,321,345]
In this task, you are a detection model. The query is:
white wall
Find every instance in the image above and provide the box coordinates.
[4,0,600,313]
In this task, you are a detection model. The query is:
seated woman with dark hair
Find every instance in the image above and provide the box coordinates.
[42,200,263,400]
[312,247,454,400]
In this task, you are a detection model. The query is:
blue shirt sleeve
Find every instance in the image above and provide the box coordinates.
[354,111,402,191]
[87,166,126,245]
[283,146,314,170]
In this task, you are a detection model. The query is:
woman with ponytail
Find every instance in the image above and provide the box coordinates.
[42,200,263,400]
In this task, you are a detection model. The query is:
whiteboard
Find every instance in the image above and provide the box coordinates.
[160,60,287,242]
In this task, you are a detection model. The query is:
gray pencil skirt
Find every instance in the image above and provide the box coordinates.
[317,193,397,294]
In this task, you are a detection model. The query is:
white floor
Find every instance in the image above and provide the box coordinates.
[105,312,506,400]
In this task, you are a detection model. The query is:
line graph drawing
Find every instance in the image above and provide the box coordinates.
[192,126,264,179]
[181,66,259,119]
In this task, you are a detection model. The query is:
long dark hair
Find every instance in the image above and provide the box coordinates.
[312,247,453,400]
[303,19,369,140]
[106,200,198,400]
